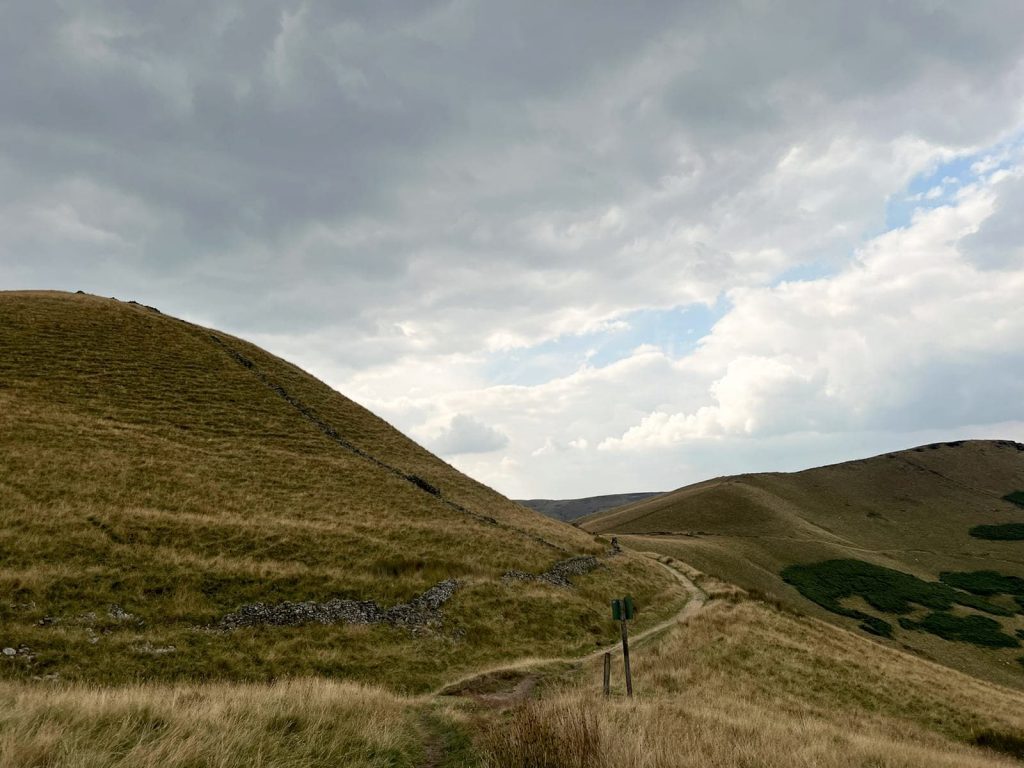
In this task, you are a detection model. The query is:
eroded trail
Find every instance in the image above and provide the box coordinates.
[433,556,707,703]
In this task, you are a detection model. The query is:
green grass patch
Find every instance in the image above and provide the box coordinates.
[939,570,1024,596]
[969,523,1024,540]
[899,612,1020,648]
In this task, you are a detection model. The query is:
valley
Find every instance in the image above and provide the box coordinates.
[3,292,1024,766]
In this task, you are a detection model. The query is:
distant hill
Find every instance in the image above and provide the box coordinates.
[517,492,662,522]
[0,291,679,691]
[581,440,1024,688]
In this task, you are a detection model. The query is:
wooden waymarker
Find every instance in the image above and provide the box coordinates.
[610,595,636,697]
[603,651,611,696]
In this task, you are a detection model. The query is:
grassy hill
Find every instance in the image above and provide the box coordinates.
[9,563,1024,767]
[580,440,1024,688]
[517,492,662,522]
[0,291,681,691]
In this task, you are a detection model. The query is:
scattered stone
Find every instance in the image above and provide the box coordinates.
[2,646,35,662]
[107,604,135,622]
[215,579,460,631]
[132,642,177,655]
[503,556,601,588]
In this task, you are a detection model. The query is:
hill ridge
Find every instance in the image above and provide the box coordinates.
[581,438,1024,689]
[0,290,681,690]
[209,332,567,553]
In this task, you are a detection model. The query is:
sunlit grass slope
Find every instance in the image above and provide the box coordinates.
[0,291,679,690]
[482,571,1024,767]
[580,441,1024,688]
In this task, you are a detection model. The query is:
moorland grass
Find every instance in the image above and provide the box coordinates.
[10,586,1024,767]
[478,587,1024,768]
[0,678,426,768]
[0,292,682,689]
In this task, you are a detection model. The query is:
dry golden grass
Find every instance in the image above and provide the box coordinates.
[480,590,1024,767]
[6,570,1024,766]
[0,678,424,768]
[0,291,681,689]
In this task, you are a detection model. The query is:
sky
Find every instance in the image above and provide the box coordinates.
[3,1,1024,498]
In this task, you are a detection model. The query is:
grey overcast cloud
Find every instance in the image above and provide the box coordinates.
[4,2,1024,498]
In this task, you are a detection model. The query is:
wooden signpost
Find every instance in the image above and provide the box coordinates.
[610,596,635,697]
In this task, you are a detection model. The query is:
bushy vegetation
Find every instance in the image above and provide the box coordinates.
[781,559,1013,641]
[972,730,1024,761]
[899,612,1021,649]
[1004,491,1024,508]
[969,523,1024,540]
[939,570,1024,597]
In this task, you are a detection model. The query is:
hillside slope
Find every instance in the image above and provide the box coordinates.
[581,441,1024,688]
[0,291,680,690]
[517,492,662,522]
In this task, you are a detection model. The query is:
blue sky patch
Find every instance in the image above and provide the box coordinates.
[483,301,727,386]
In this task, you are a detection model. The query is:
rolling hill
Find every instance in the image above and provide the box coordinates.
[0,291,681,691]
[517,492,662,522]
[580,440,1024,688]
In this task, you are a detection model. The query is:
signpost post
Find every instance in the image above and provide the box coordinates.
[610,596,635,698]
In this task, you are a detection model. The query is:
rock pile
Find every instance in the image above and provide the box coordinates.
[503,555,601,588]
[1,645,35,662]
[215,579,459,631]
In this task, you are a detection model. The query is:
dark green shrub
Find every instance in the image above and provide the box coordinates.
[972,730,1024,760]
[898,612,1020,648]
[1004,491,1024,508]
[969,523,1024,540]
[781,559,1012,623]
[858,616,893,637]
[939,570,1024,596]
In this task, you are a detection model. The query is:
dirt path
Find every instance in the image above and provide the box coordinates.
[433,556,707,703]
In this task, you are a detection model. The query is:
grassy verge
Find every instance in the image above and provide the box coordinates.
[475,593,1024,767]
[0,678,424,768]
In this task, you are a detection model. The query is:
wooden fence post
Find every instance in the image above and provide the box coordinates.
[620,618,633,698]
[603,651,611,696]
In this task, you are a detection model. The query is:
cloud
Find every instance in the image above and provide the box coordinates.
[430,414,509,456]
[599,169,1024,449]
[5,3,1024,495]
